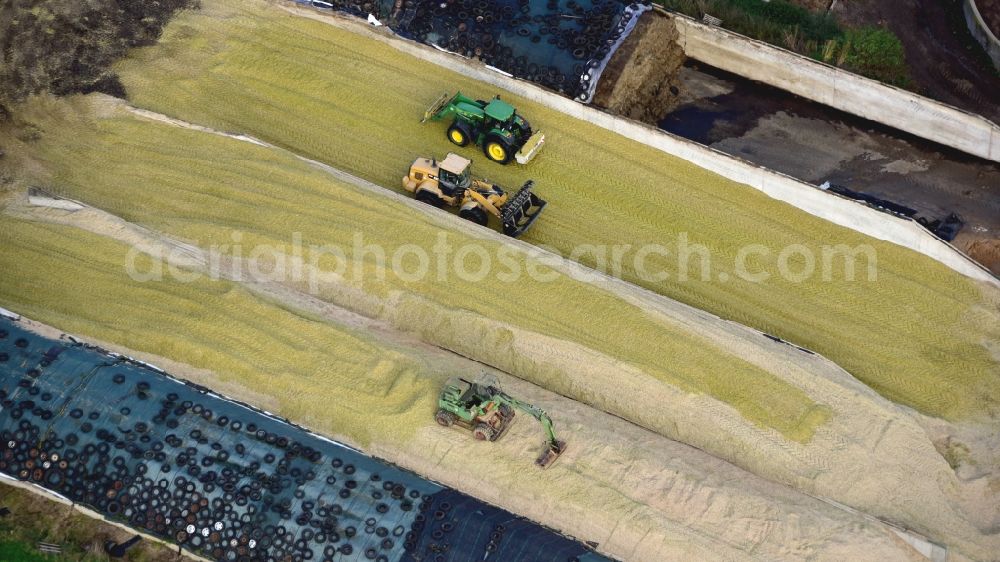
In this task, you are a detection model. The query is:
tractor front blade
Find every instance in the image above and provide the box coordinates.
[421,92,452,123]
[514,131,546,164]
[501,181,546,237]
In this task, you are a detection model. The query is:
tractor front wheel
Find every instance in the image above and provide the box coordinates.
[447,121,474,147]
[483,134,514,165]
[435,410,456,427]
[459,206,489,226]
[473,423,494,441]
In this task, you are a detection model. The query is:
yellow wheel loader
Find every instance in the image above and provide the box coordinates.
[401,153,547,237]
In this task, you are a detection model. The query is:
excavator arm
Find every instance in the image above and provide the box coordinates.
[491,389,566,468]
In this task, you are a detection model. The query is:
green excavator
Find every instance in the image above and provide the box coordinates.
[434,377,566,468]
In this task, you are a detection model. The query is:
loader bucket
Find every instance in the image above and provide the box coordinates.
[501,181,547,237]
[535,440,566,469]
[514,131,546,164]
[421,92,453,123]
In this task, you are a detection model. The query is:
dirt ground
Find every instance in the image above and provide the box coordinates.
[592,12,686,122]
[661,62,1000,275]
[824,0,1000,122]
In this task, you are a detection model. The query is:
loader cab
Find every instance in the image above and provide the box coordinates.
[437,153,472,194]
[439,377,482,422]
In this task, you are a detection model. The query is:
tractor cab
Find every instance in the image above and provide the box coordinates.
[483,97,515,125]
[437,153,472,195]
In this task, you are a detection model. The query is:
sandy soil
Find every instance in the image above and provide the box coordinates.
[591,12,686,123]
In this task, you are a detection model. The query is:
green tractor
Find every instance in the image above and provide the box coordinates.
[434,377,566,468]
[422,91,546,165]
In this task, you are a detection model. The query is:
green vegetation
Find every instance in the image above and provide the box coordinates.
[659,0,912,86]
[662,0,839,45]
[827,27,911,87]
[101,0,1000,421]
[0,484,171,561]
[0,541,61,562]
[0,0,194,115]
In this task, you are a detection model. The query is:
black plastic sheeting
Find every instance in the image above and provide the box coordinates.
[297,0,649,101]
[825,184,965,241]
[0,317,610,562]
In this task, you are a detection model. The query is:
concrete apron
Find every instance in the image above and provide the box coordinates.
[281,2,999,288]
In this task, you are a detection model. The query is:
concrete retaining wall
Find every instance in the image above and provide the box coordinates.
[287,5,999,288]
[669,12,1000,163]
[965,0,1000,70]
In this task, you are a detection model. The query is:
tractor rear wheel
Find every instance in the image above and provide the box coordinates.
[447,121,474,147]
[415,188,443,207]
[459,206,489,226]
[435,410,456,427]
[472,423,494,441]
[483,134,514,165]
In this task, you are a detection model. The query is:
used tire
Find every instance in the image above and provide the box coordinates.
[434,410,455,427]
[459,206,489,226]
[472,423,493,441]
[483,134,513,165]
[415,188,443,207]
[447,120,474,147]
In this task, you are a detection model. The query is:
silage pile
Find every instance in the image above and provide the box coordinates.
[0,214,932,561]
[2,90,998,559]
[111,0,1000,428]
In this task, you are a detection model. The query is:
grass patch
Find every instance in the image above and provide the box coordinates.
[830,26,910,87]
[0,483,174,562]
[100,0,1000,421]
[0,96,829,442]
[0,541,74,562]
[659,0,912,86]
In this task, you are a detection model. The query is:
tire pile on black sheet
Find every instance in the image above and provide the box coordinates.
[299,0,648,101]
[0,318,608,562]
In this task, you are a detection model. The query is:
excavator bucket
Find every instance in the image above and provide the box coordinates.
[421,92,453,123]
[535,440,567,469]
[514,130,546,164]
[501,180,547,237]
